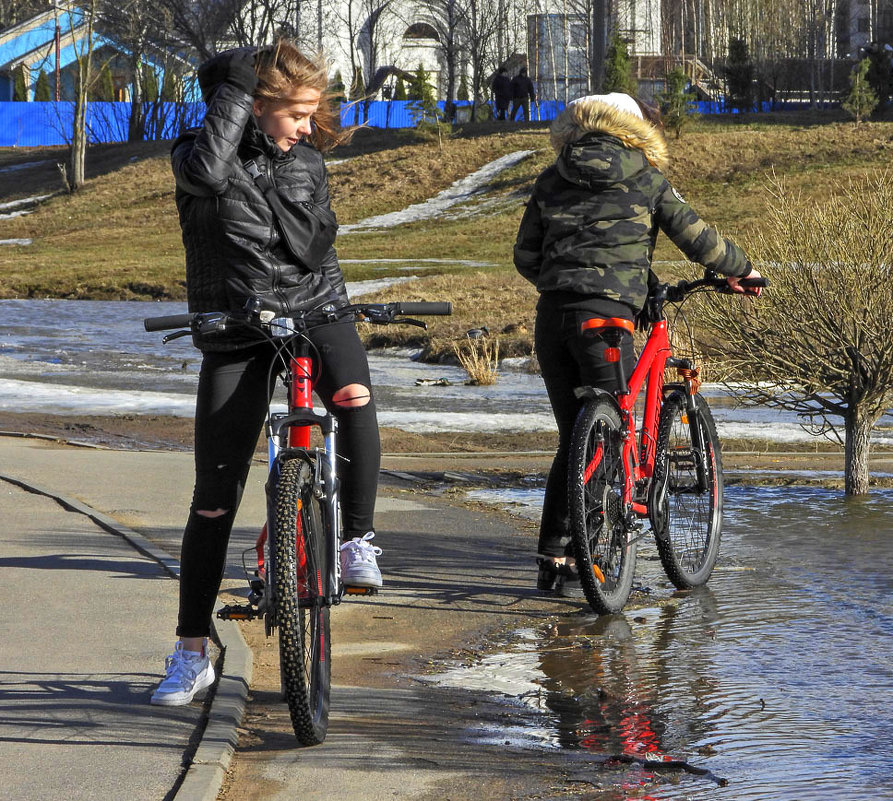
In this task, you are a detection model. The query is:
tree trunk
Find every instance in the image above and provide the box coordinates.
[844,404,872,495]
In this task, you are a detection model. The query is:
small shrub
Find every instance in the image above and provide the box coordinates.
[453,336,500,385]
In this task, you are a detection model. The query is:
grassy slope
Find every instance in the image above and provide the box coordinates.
[2,118,892,346]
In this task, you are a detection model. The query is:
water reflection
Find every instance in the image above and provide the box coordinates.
[437,486,893,799]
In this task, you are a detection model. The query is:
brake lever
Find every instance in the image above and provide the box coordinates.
[395,317,428,329]
[162,330,192,343]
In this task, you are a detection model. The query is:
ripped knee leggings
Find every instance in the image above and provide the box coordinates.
[176,321,380,638]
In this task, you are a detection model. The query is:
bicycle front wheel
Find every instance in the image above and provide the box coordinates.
[271,457,331,746]
[650,391,723,589]
[568,397,636,615]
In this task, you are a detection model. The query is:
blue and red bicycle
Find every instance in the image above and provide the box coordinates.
[145,299,451,745]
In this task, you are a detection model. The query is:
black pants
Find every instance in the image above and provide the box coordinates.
[535,298,635,558]
[177,321,380,637]
[511,98,530,121]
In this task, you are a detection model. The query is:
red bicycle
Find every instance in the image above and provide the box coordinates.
[568,272,767,614]
[145,299,451,745]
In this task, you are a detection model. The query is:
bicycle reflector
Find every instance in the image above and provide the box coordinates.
[604,347,621,363]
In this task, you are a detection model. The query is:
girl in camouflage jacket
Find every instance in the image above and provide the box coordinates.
[514,93,761,597]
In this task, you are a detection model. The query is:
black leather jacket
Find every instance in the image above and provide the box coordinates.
[171,80,347,351]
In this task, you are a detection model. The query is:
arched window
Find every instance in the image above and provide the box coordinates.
[403,23,440,42]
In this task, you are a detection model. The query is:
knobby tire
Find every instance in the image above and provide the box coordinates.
[650,391,723,589]
[271,457,331,745]
[568,397,637,615]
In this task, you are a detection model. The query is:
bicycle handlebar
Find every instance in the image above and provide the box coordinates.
[390,301,452,316]
[665,273,769,303]
[144,300,453,336]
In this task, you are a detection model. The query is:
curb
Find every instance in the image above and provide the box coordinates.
[0,471,253,801]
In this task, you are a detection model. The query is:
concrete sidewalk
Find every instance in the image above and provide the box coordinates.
[0,435,553,801]
[0,436,257,801]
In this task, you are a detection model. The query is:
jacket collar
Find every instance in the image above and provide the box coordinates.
[550,97,668,171]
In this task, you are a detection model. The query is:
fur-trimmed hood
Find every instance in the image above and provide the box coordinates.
[549,96,669,188]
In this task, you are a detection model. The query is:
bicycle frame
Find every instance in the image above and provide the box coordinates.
[597,319,702,520]
[258,331,342,614]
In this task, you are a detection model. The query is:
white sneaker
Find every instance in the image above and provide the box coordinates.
[340,531,383,588]
[150,641,215,706]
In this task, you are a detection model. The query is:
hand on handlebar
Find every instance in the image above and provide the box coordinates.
[726,265,765,297]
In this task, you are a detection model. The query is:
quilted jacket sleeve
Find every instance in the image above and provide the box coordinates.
[171,83,254,197]
[513,195,545,286]
[312,160,349,304]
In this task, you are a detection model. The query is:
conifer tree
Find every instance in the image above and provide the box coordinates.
[726,38,754,112]
[393,76,407,100]
[34,70,51,101]
[843,58,879,124]
[457,73,469,102]
[660,68,697,138]
[602,33,636,94]
[13,66,27,101]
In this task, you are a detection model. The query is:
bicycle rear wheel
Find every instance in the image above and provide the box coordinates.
[650,391,723,589]
[568,397,637,615]
[271,457,331,745]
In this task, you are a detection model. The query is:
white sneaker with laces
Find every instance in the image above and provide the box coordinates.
[340,531,383,588]
[150,641,215,706]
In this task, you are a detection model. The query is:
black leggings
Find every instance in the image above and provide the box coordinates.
[177,321,380,637]
[535,300,635,558]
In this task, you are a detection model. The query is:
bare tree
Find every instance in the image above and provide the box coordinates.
[417,0,466,113]
[60,0,100,191]
[456,0,501,115]
[695,172,893,495]
[0,0,46,29]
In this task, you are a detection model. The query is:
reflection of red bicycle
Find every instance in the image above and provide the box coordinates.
[569,272,767,614]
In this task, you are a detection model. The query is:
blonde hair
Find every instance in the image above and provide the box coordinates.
[254,39,353,152]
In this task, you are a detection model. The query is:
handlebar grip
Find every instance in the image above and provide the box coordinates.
[393,302,453,316]
[144,313,196,332]
[740,277,769,289]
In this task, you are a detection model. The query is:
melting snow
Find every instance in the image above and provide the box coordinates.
[339,150,534,232]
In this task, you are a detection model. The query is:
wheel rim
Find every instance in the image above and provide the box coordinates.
[665,409,716,573]
[581,417,625,591]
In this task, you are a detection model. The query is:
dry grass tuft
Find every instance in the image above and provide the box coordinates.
[453,336,500,385]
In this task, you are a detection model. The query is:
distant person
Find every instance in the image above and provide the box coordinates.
[514,93,761,596]
[510,67,536,121]
[492,67,512,120]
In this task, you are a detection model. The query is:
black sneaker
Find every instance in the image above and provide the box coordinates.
[536,558,558,592]
[555,570,584,599]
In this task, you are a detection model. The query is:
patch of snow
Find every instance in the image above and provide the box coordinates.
[346,275,418,298]
[0,194,53,212]
[339,150,534,232]
[0,238,32,246]
[0,160,51,174]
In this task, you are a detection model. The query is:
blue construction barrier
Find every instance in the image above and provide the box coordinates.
[0,99,570,146]
[0,101,205,146]
[4,97,811,147]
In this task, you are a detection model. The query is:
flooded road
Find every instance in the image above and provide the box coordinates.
[439,486,893,799]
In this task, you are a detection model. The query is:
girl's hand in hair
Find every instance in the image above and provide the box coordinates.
[198,48,258,100]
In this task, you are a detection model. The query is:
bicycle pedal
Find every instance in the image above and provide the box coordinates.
[344,585,379,596]
[217,603,261,621]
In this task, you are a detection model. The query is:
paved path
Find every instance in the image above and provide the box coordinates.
[0,437,257,801]
[0,435,560,801]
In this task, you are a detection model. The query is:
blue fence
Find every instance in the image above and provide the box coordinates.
[1,99,572,146]
[0,101,205,146]
[2,97,801,147]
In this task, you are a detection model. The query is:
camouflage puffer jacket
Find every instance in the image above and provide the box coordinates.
[513,98,750,312]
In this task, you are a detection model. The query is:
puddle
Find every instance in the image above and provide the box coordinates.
[434,486,893,798]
